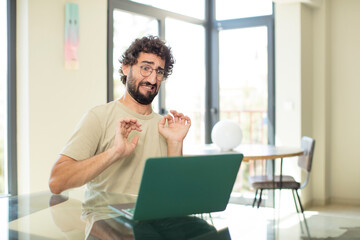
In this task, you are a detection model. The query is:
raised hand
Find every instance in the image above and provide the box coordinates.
[111,118,142,159]
[158,110,191,144]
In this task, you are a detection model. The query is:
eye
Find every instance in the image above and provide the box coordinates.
[157,69,165,75]
[141,65,152,72]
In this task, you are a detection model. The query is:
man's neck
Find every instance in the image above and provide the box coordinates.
[119,92,153,115]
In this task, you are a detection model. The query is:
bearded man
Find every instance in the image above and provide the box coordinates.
[49,36,191,194]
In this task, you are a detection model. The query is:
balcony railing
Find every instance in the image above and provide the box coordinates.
[188,109,267,145]
[220,109,267,144]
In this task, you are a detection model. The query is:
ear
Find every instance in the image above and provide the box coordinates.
[122,64,130,76]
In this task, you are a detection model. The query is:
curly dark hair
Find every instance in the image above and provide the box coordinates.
[119,36,175,84]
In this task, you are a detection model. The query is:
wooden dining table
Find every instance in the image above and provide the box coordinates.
[184,143,304,208]
[184,143,304,161]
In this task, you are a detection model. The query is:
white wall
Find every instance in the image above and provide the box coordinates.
[17,0,107,194]
[276,0,360,206]
[328,0,360,204]
[275,3,302,148]
[275,1,316,206]
[311,0,331,206]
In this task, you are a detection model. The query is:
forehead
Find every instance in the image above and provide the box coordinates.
[137,52,165,68]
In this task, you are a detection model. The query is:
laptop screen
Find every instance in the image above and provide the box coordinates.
[109,154,243,221]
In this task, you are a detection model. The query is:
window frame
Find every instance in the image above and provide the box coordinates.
[214,9,275,207]
[216,14,275,145]
[107,0,274,145]
[107,0,205,114]
[7,0,17,196]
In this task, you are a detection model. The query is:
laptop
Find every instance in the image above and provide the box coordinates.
[108,154,243,221]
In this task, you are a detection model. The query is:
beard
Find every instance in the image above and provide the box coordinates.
[127,76,159,105]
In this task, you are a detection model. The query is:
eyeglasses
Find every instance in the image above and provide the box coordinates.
[137,64,165,81]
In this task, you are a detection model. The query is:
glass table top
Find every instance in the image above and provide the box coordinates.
[3,187,356,240]
[1,187,231,239]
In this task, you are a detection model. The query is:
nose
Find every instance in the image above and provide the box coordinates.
[147,70,158,84]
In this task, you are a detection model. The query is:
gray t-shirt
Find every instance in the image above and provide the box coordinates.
[61,100,167,194]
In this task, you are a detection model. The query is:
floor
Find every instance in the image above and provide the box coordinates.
[210,202,360,240]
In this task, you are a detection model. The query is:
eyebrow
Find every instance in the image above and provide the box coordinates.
[140,60,164,70]
[141,60,154,65]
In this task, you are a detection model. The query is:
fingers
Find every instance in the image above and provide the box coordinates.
[158,116,167,128]
[119,118,142,129]
[160,114,174,127]
[118,118,142,137]
[182,115,191,127]
[168,110,191,125]
[120,118,142,128]
[169,110,182,123]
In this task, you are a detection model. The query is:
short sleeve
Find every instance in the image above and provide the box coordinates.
[61,110,102,161]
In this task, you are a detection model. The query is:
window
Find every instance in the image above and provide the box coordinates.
[108,0,206,145]
[219,26,270,198]
[219,26,269,145]
[111,9,159,110]
[108,0,274,205]
[1,0,17,196]
[0,0,7,195]
[164,18,205,147]
[216,0,272,20]
[216,0,274,204]
[130,0,205,20]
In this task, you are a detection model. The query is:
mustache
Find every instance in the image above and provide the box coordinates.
[140,81,157,88]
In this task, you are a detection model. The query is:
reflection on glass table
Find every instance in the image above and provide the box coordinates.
[3,188,231,240]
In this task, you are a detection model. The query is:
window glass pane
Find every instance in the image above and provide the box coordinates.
[219,27,268,196]
[164,18,205,148]
[112,9,159,111]
[130,0,205,20]
[216,0,272,20]
[0,0,7,195]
